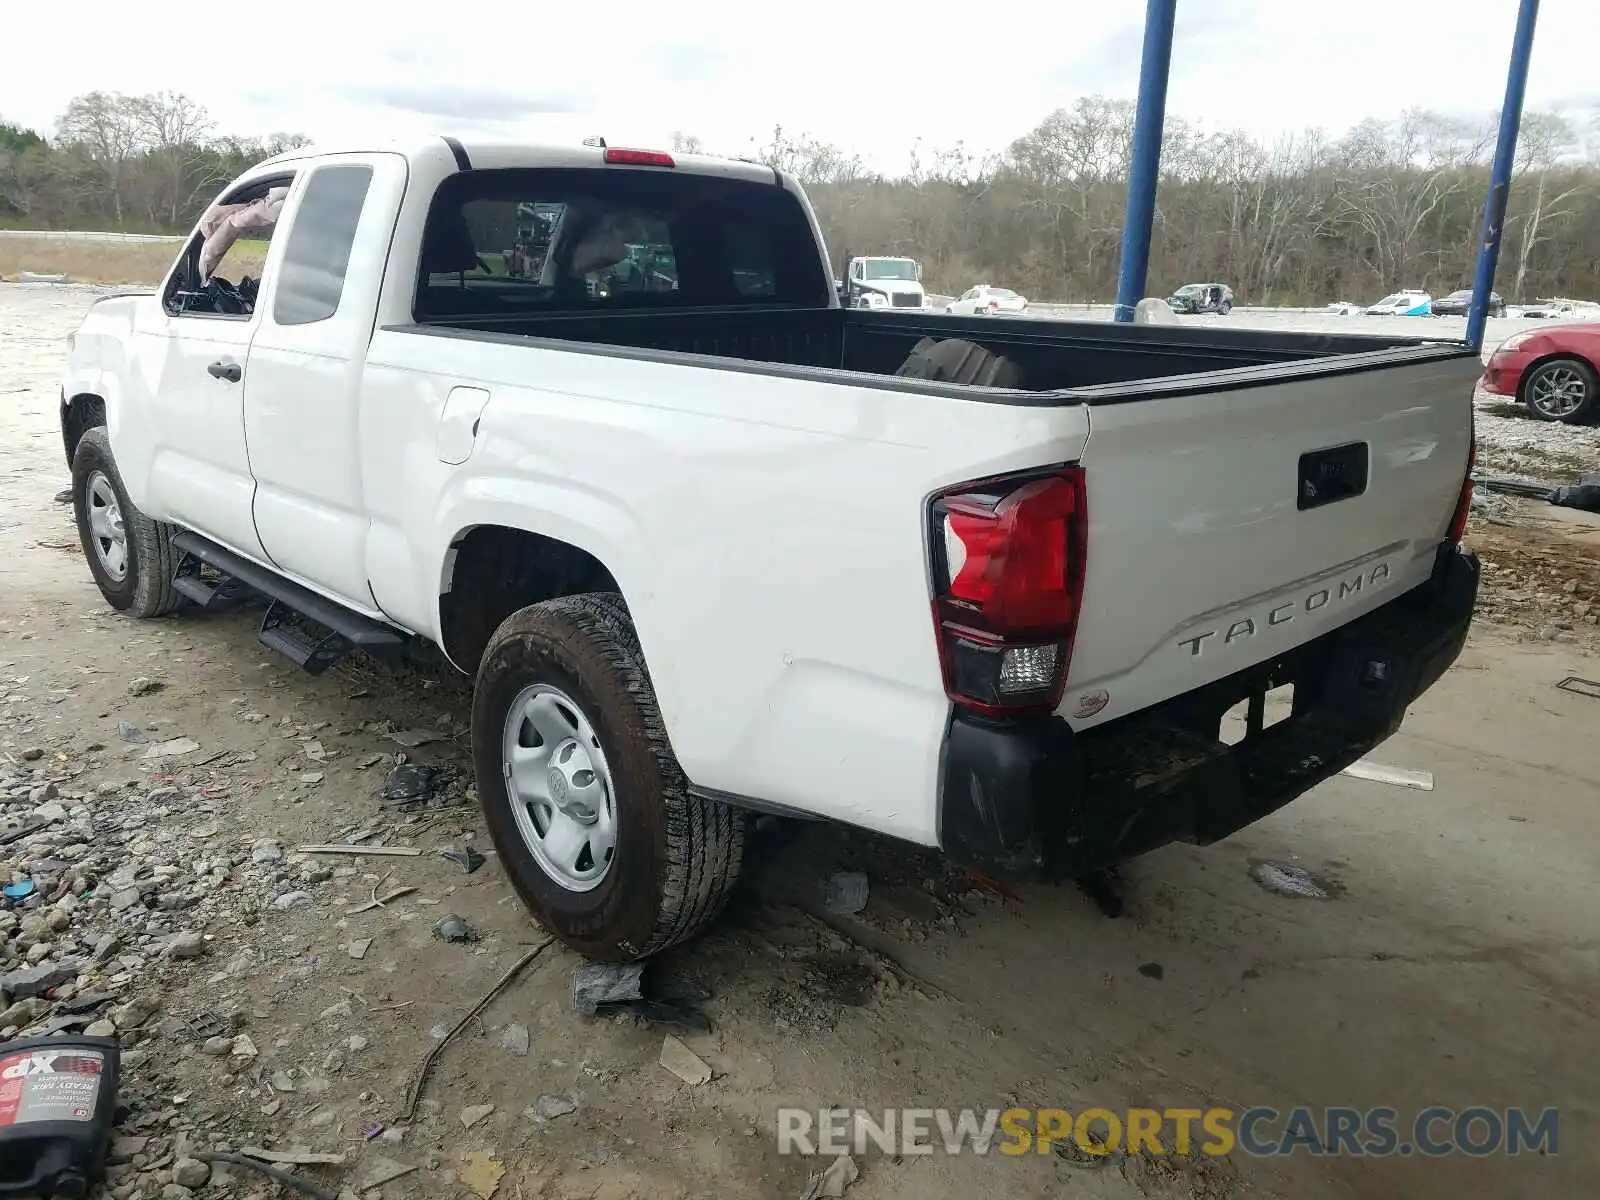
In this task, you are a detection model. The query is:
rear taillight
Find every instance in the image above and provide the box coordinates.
[1448,436,1476,546]
[928,468,1087,715]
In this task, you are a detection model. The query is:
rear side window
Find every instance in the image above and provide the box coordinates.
[274,164,373,326]
[415,167,829,320]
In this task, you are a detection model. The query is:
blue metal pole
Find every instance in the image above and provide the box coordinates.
[1466,0,1540,351]
[1113,0,1178,323]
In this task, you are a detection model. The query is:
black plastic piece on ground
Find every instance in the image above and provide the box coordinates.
[938,547,1481,882]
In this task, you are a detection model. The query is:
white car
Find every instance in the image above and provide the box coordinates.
[946,285,1028,316]
[1325,300,1365,316]
[1364,291,1433,317]
[59,135,1482,960]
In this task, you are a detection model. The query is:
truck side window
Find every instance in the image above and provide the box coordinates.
[164,175,293,319]
[273,164,374,327]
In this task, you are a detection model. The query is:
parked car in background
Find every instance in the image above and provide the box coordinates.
[945,285,1028,316]
[1325,300,1365,316]
[1365,291,1433,317]
[1431,290,1504,318]
[1167,283,1233,314]
[1512,299,1587,320]
[1482,323,1600,424]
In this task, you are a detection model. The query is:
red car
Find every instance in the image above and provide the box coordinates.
[1481,323,1599,424]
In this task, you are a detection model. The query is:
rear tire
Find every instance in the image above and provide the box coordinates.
[71,427,180,618]
[1521,357,1597,425]
[895,336,1024,388]
[471,593,745,961]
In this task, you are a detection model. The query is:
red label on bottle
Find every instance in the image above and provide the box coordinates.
[0,1050,105,1128]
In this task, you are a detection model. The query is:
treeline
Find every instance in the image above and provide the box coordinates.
[0,92,307,234]
[5,90,1600,305]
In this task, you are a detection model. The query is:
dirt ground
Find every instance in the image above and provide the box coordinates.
[3,282,1599,1200]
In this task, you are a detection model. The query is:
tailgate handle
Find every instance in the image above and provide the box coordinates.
[1298,442,1368,511]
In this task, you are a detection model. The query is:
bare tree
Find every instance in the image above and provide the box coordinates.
[129,91,218,226]
[55,92,145,224]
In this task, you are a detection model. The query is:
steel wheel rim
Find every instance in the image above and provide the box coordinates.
[85,471,129,582]
[501,683,617,892]
[1529,365,1587,418]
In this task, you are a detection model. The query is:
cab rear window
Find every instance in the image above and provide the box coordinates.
[415,167,830,320]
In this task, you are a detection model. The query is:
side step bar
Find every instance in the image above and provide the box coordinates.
[171,531,407,675]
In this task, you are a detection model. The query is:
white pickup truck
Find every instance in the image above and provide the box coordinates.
[60,135,1481,961]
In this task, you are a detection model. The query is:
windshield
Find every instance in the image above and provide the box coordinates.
[1371,294,1402,308]
[863,258,918,281]
[1174,285,1204,297]
[1445,291,1471,301]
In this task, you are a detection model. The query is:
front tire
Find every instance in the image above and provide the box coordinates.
[472,593,745,961]
[1521,357,1597,424]
[71,427,179,617]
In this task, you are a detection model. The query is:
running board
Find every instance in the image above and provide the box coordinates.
[170,531,407,674]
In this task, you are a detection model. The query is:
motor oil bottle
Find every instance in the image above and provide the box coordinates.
[0,1036,120,1199]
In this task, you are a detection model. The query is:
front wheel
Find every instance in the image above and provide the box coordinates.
[1218,301,1232,315]
[471,593,745,961]
[1522,357,1597,424]
[71,427,180,617]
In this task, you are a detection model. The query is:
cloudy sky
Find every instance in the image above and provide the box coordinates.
[4,0,1594,169]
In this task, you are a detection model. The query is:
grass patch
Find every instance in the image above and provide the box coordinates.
[0,239,268,286]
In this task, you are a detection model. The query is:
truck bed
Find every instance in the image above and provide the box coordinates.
[393,306,1475,399]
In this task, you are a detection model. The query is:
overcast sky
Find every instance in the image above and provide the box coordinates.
[4,0,1595,170]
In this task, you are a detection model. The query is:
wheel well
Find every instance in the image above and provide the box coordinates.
[439,525,622,673]
[62,393,107,467]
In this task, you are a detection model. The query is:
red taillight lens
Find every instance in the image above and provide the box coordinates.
[603,148,676,167]
[930,468,1087,714]
[1447,437,1476,546]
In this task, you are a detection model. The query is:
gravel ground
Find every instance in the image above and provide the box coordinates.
[4,282,1600,1200]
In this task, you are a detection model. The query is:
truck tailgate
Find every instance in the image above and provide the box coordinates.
[1061,349,1480,728]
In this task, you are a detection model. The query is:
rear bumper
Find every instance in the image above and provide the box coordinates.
[938,545,1480,879]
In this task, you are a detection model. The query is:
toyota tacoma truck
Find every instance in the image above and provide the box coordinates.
[59,135,1481,961]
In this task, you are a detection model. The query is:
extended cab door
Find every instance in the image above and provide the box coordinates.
[138,195,294,562]
[244,153,406,611]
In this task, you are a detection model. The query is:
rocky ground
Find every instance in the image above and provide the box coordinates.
[4,282,1600,1200]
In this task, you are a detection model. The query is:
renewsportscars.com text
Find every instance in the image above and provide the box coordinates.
[777,1106,1559,1159]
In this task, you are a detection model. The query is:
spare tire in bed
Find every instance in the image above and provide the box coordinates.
[894,336,1024,389]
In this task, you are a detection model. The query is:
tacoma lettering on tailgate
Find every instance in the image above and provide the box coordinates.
[1178,562,1392,658]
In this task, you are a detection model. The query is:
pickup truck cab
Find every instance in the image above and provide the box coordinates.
[61,135,1481,961]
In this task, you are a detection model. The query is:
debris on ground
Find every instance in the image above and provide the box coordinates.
[399,940,557,1123]
[388,728,444,748]
[497,1022,530,1055]
[1248,861,1330,899]
[823,871,869,915]
[458,1150,506,1198]
[432,914,479,943]
[439,845,485,873]
[358,1156,418,1190]
[459,1102,495,1128]
[658,1034,713,1086]
[141,736,200,760]
[572,961,645,1016]
[1340,760,1435,791]
[527,1093,579,1121]
[380,763,441,805]
[799,1153,860,1198]
[1556,676,1600,700]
